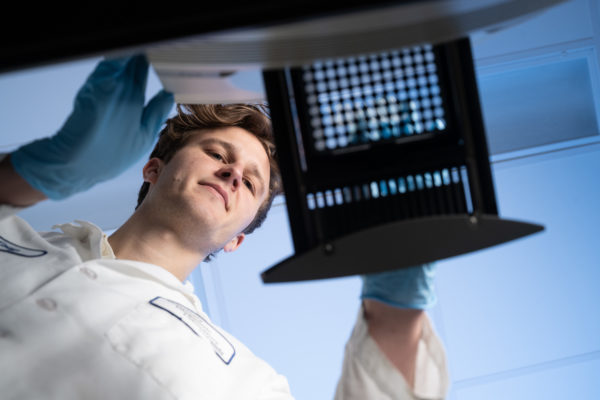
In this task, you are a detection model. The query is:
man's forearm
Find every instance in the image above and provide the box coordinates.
[362,299,425,390]
[0,155,47,207]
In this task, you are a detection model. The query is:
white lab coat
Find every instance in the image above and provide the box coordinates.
[0,205,449,399]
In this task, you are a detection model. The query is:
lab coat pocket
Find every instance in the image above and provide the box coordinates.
[105,299,235,399]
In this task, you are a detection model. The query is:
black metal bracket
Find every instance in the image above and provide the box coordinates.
[262,214,543,283]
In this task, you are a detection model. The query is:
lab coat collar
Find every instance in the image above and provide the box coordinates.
[53,220,106,261]
[53,220,198,306]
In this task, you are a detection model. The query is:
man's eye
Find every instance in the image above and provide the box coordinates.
[210,152,224,161]
[243,179,254,192]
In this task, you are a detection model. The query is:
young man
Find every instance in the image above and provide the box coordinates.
[0,55,448,399]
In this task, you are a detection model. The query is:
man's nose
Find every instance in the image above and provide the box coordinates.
[217,165,242,189]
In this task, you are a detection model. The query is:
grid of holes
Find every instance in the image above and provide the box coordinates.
[302,44,447,152]
[306,167,466,210]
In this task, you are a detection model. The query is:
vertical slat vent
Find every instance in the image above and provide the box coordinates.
[305,166,470,240]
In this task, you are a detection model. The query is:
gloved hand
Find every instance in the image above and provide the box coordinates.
[360,263,437,309]
[10,54,174,200]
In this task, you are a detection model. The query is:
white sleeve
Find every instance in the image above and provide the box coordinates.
[334,306,449,400]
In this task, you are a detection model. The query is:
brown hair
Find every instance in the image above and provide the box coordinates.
[136,103,282,237]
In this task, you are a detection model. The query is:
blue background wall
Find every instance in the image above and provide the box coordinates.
[1,0,598,398]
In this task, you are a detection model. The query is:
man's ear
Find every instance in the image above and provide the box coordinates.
[142,158,164,184]
[223,233,245,253]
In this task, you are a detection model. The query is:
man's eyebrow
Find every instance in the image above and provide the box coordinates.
[199,137,267,195]
[199,137,234,154]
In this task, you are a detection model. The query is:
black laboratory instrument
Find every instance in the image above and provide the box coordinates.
[261,37,544,283]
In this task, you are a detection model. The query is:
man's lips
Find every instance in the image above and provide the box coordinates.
[199,182,229,210]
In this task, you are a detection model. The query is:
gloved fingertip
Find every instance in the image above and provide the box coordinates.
[101,55,131,65]
[152,90,175,112]
[129,53,149,69]
[124,54,150,89]
[91,55,134,77]
[142,90,176,132]
[158,89,175,104]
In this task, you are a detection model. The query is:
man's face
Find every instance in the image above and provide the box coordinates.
[143,126,271,254]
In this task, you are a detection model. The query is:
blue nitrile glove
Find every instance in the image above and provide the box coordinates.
[360,263,437,309]
[10,54,174,200]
